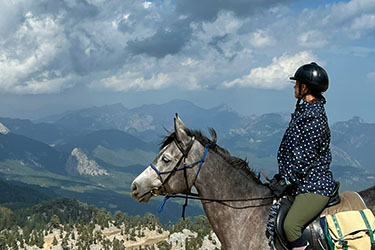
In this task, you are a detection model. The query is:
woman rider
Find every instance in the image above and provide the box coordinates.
[278,62,336,250]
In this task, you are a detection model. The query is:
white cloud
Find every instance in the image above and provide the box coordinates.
[143,1,152,9]
[0,13,71,94]
[249,29,274,48]
[326,0,374,23]
[321,0,375,39]
[95,72,171,91]
[368,72,375,81]
[91,53,207,92]
[201,11,242,39]
[14,74,74,94]
[298,30,327,48]
[351,14,375,30]
[222,51,317,89]
[86,0,106,5]
[181,57,199,66]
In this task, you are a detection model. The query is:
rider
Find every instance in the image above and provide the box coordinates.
[278,62,336,250]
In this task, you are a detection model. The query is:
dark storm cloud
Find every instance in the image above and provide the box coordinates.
[127,19,192,58]
[175,0,296,21]
[126,0,295,58]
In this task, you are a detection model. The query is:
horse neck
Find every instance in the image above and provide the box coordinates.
[194,150,270,201]
[194,151,273,249]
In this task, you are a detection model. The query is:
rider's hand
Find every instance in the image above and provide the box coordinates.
[268,174,292,199]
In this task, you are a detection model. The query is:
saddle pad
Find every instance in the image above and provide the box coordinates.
[322,191,367,216]
[325,208,375,250]
[326,209,375,239]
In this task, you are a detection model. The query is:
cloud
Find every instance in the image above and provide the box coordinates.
[249,29,274,48]
[321,0,375,39]
[298,30,327,48]
[13,74,74,94]
[0,12,72,94]
[368,72,375,81]
[127,19,192,58]
[0,0,373,95]
[325,0,374,23]
[0,0,150,94]
[175,0,296,21]
[94,71,171,91]
[222,51,317,89]
[351,14,375,30]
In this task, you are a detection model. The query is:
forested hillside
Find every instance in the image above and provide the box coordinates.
[0,198,220,250]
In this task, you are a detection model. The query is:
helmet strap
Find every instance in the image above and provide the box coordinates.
[296,84,309,107]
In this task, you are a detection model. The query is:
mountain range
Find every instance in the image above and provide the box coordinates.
[1,99,374,221]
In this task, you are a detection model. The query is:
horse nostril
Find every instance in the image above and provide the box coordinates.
[131,182,138,192]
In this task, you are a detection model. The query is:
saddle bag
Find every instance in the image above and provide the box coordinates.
[324,208,375,250]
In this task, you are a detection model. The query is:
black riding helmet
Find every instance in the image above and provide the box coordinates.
[290,62,329,94]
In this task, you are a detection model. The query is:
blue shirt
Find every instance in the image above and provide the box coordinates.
[277,99,335,196]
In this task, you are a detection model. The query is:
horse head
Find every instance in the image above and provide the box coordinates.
[131,114,209,203]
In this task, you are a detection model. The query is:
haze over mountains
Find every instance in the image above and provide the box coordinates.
[0,99,374,221]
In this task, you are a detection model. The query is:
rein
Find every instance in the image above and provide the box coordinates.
[148,138,274,218]
[160,193,274,211]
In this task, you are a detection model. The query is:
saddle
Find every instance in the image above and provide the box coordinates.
[275,183,368,250]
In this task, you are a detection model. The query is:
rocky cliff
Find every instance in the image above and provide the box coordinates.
[0,122,10,135]
[65,148,108,176]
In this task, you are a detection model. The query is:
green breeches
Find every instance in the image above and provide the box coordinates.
[283,192,330,242]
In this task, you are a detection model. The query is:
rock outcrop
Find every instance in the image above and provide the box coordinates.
[66,148,109,176]
[0,122,10,134]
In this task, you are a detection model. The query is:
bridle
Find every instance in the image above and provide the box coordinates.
[149,136,210,197]
[145,136,274,219]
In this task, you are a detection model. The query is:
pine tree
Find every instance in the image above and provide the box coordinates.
[130,228,136,241]
[53,236,58,246]
[62,236,69,250]
[49,214,61,229]
[0,234,6,249]
[157,240,172,250]
[35,231,44,248]
[112,238,125,250]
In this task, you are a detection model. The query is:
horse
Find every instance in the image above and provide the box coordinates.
[131,114,375,249]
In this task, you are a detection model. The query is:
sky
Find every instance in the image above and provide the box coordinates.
[0,0,374,123]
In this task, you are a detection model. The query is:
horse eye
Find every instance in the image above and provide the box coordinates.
[162,156,171,163]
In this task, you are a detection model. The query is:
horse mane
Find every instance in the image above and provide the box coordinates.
[160,128,262,184]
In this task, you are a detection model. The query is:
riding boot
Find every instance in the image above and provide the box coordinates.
[290,236,311,250]
[291,241,311,250]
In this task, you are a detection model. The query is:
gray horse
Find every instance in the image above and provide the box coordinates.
[131,114,375,249]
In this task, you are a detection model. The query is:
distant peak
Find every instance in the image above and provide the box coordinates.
[213,104,234,112]
[0,122,10,134]
[96,103,127,111]
[349,116,364,124]
[105,103,125,108]
[166,99,195,106]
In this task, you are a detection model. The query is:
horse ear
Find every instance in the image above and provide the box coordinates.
[174,114,189,144]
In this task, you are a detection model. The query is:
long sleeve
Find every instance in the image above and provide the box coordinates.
[277,99,335,196]
[290,116,327,177]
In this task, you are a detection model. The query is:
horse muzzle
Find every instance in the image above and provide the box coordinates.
[131,166,162,203]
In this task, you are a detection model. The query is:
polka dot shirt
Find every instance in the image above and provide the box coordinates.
[277,98,336,197]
